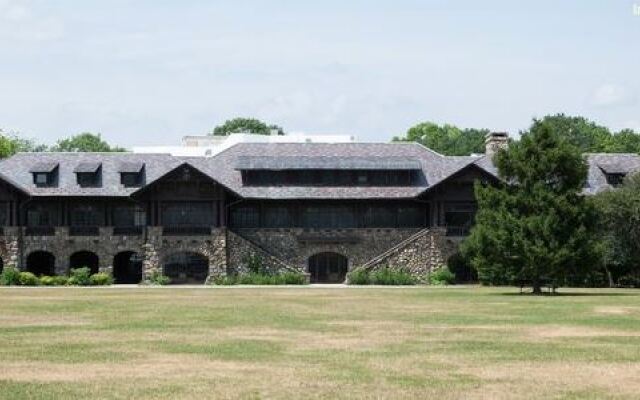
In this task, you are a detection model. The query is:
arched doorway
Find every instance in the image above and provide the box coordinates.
[164,252,209,284]
[308,252,348,283]
[70,251,99,274]
[0,257,3,274]
[113,251,143,284]
[26,251,56,276]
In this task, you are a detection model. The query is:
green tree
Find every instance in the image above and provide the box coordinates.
[461,120,599,293]
[51,133,125,152]
[591,173,640,287]
[539,114,613,153]
[393,122,488,155]
[0,129,46,158]
[211,118,284,136]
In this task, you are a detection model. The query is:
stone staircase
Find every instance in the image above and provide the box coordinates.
[358,228,445,273]
[226,230,300,273]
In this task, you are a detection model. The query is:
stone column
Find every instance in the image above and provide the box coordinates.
[142,226,162,281]
[98,227,114,274]
[205,229,228,284]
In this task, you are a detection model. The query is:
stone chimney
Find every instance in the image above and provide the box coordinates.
[485,132,509,156]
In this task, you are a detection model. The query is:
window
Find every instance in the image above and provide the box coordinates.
[444,202,477,235]
[0,202,7,226]
[34,173,48,185]
[76,172,100,187]
[70,204,101,226]
[605,173,625,187]
[27,204,57,226]
[302,206,355,228]
[361,206,396,227]
[113,205,146,227]
[264,206,293,228]
[121,172,143,187]
[231,206,260,228]
[242,169,418,187]
[397,206,426,228]
[161,202,215,227]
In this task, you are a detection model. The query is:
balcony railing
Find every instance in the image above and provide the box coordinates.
[162,226,212,236]
[69,226,99,236]
[113,226,144,235]
[445,226,471,237]
[25,226,56,236]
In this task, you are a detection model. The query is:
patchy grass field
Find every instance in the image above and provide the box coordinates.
[1,287,640,399]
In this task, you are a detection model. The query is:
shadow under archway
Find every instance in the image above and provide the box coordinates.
[26,251,56,276]
[113,251,143,284]
[164,252,209,284]
[308,252,348,283]
[70,251,99,274]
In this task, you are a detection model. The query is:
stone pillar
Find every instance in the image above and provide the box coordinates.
[3,227,21,268]
[142,227,162,281]
[205,229,228,284]
[98,227,114,274]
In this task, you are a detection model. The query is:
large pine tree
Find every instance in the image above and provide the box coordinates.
[462,121,599,293]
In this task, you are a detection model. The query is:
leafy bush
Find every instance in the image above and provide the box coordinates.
[213,271,306,285]
[244,254,267,275]
[90,273,113,286]
[348,267,416,285]
[0,266,21,286]
[618,274,640,288]
[347,269,370,285]
[39,276,56,286]
[52,276,69,286]
[68,267,92,286]
[429,267,456,285]
[146,271,171,285]
[370,267,416,285]
[18,272,39,286]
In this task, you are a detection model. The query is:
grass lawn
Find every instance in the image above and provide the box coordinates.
[1,287,640,399]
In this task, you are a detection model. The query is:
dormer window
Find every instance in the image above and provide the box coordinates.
[605,173,625,187]
[598,163,627,188]
[29,162,59,187]
[118,162,145,187]
[74,162,102,188]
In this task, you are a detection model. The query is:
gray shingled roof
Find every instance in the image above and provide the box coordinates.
[584,153,640,194]
[0,153,180,197]
[118,161,145,173]
[73,161,101,173]
[187,142,483,199]
[235,156,422,170]
[29,161,59,173]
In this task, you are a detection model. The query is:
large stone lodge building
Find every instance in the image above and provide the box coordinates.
[0,133,637,284]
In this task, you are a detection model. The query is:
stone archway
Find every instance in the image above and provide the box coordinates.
[308,252,348,283]
[26,251,56,276]
[163,252,209,284]
[113,251,143,284]
[70,251,100,274]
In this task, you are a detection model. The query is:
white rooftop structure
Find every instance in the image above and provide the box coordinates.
[133,132,357,156]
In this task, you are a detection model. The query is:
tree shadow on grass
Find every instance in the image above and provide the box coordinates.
[498,291,639,297]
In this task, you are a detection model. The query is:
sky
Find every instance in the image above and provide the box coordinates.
[0,0,639,148]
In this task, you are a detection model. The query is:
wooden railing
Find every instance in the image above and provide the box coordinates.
[69,226,99,236]
[25,226,56,236]
[445,226,471,237]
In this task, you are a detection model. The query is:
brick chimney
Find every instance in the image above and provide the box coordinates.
[485,132,509,156]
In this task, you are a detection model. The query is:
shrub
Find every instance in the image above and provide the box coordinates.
[0,266,21,286]
[348,267,416,285]
[52,276,69,286]
[429,267,456,285]
[18,272,39,286]
[68,267,92,286]
[347,269,370,285]
[244,254,267,275]
[147,271,171,285]
[618,274,640,288]
[39,276,56,286]
[212,272,306,285]
[370,267,416,285]
[90,273,113,286]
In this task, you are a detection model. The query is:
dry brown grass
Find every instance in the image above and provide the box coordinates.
[0,287,639,399]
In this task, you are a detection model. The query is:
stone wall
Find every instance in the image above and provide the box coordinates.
[232,228,422,273]
[227,230,302,275]
[358,228,458,281]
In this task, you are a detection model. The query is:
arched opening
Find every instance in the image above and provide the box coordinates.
[26,251,56,276]
[164,252,209,284]
[113,251,143,284]
[70,251,99,274]
[0,257,4,274]
[308,252,348,283]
